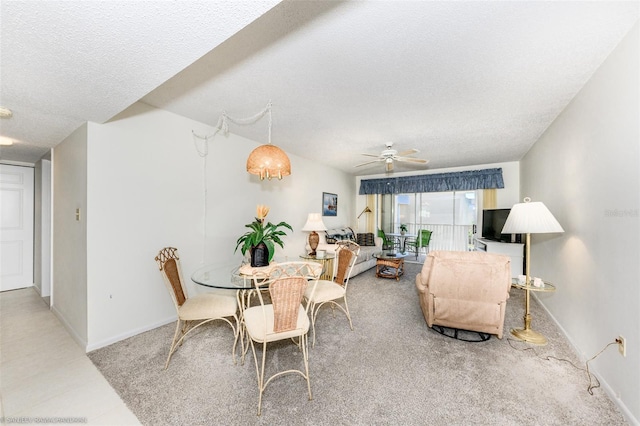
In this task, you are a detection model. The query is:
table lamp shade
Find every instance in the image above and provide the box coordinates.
[302,213,327,232]
[502,199,564,234]
[302,213,327,256]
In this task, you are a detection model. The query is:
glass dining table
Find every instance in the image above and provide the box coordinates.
[387,233,416,253]
[190,259,320,310]
[191,263,255,290]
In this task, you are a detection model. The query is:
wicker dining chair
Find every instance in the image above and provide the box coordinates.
[304,241,360,347]
[242,261,322,416]
[155,247,239,370]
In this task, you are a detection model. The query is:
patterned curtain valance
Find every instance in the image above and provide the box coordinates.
[359,168,504,195]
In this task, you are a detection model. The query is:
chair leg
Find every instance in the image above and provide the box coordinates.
[164,319,183,370]
[249,333,313,415]
[257,340,267,416]
[230,315,239,365]
[302,333,312,402]
[309,302,319,348]
[343,296,354,330]
[165,316,239,369]
[311,299,352,347]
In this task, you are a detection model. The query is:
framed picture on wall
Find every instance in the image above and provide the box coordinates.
[322,192,338,216]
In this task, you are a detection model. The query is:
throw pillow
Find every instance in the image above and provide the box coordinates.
[357,232,376,246]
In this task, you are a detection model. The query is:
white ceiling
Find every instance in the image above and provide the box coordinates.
[1,1,638,175]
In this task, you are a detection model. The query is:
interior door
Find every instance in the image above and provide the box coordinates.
[1,164,34,291]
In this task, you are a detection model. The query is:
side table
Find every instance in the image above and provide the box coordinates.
[373,252,407,281]
[510,278,556,345]
[300,253,335,280]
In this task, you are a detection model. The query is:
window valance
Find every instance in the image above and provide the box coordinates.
[359,168,504,195]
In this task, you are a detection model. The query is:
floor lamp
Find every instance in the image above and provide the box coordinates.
[502,197,564,345]
[357,206,372,231]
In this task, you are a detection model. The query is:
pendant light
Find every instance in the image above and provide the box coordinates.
[246,102,291,180]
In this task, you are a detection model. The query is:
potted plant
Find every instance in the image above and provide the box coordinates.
[235,205,293,267]
[400,224,408,235]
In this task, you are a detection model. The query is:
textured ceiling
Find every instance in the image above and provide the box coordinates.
[0,0,281,162]
[1,1,638,175]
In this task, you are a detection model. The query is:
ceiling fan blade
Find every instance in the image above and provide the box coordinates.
[395,156,429,164]
[355,159,383,168]
[360,153,382,158]
[396,148,418,157]
[385,161,394,172]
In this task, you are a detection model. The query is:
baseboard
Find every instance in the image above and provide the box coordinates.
[532,293,638,426]
[51,304,88,350]
[85,315,177,353]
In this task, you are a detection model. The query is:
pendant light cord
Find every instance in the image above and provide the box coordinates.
[191,101,272,263]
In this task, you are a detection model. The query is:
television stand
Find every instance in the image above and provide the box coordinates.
[474,238,524,277]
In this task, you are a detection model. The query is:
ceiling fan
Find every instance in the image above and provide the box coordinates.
[355,142,429,172]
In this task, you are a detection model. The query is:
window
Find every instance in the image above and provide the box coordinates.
[379,191,476,251]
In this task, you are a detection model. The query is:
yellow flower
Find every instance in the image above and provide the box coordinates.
[256,204,270,221]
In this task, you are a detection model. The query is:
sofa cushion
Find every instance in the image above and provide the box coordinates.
[325,227,356,244]
[356,232,376,246]
[355,247,377,264]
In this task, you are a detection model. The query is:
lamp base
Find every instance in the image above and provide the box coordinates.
[510,327,548,345]
[308,231,319,256]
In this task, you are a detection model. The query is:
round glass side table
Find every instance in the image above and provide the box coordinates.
[299,253,335,280]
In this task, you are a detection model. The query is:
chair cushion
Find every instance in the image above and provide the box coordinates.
[304,280,345,304]
[178,292,237,321]
[244,304,309,343]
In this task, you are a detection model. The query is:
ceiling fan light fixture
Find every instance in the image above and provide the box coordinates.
[355,142,428,172]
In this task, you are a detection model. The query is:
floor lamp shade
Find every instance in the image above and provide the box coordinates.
[302,213,327,256]
[501,198,564,234]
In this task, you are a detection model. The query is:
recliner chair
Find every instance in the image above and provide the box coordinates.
[415,250,511,338]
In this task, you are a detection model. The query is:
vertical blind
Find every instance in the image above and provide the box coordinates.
[359,168,504,195]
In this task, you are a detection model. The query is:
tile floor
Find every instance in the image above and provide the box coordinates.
[0,287,140,425]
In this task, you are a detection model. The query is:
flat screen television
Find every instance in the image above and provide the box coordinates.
[482,208,520,243]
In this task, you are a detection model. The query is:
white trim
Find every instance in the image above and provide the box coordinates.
[85,315,177,353]
[0,160,35,167]
[532,293,638,426]
[51,304,88,350]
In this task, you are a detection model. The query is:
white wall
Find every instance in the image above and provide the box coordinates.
[520,23,639,424]
[33,158,51,298]
[84,102,355,350]
[52,124,88,346]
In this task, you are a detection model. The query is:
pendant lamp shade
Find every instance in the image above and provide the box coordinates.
[246,144,291,181]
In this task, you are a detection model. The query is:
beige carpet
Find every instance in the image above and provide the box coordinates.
[89,263,625,425]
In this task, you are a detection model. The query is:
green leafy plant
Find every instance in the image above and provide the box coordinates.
[235,217,293,263]
[400,224,408,232]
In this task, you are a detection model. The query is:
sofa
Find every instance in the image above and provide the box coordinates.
[415,250,511,338]
[308,227,383,277]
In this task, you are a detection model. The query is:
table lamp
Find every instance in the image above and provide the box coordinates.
[502,197,564,345]
[302,213,327,256]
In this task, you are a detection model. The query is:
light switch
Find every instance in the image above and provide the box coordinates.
[75,208,81,221]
